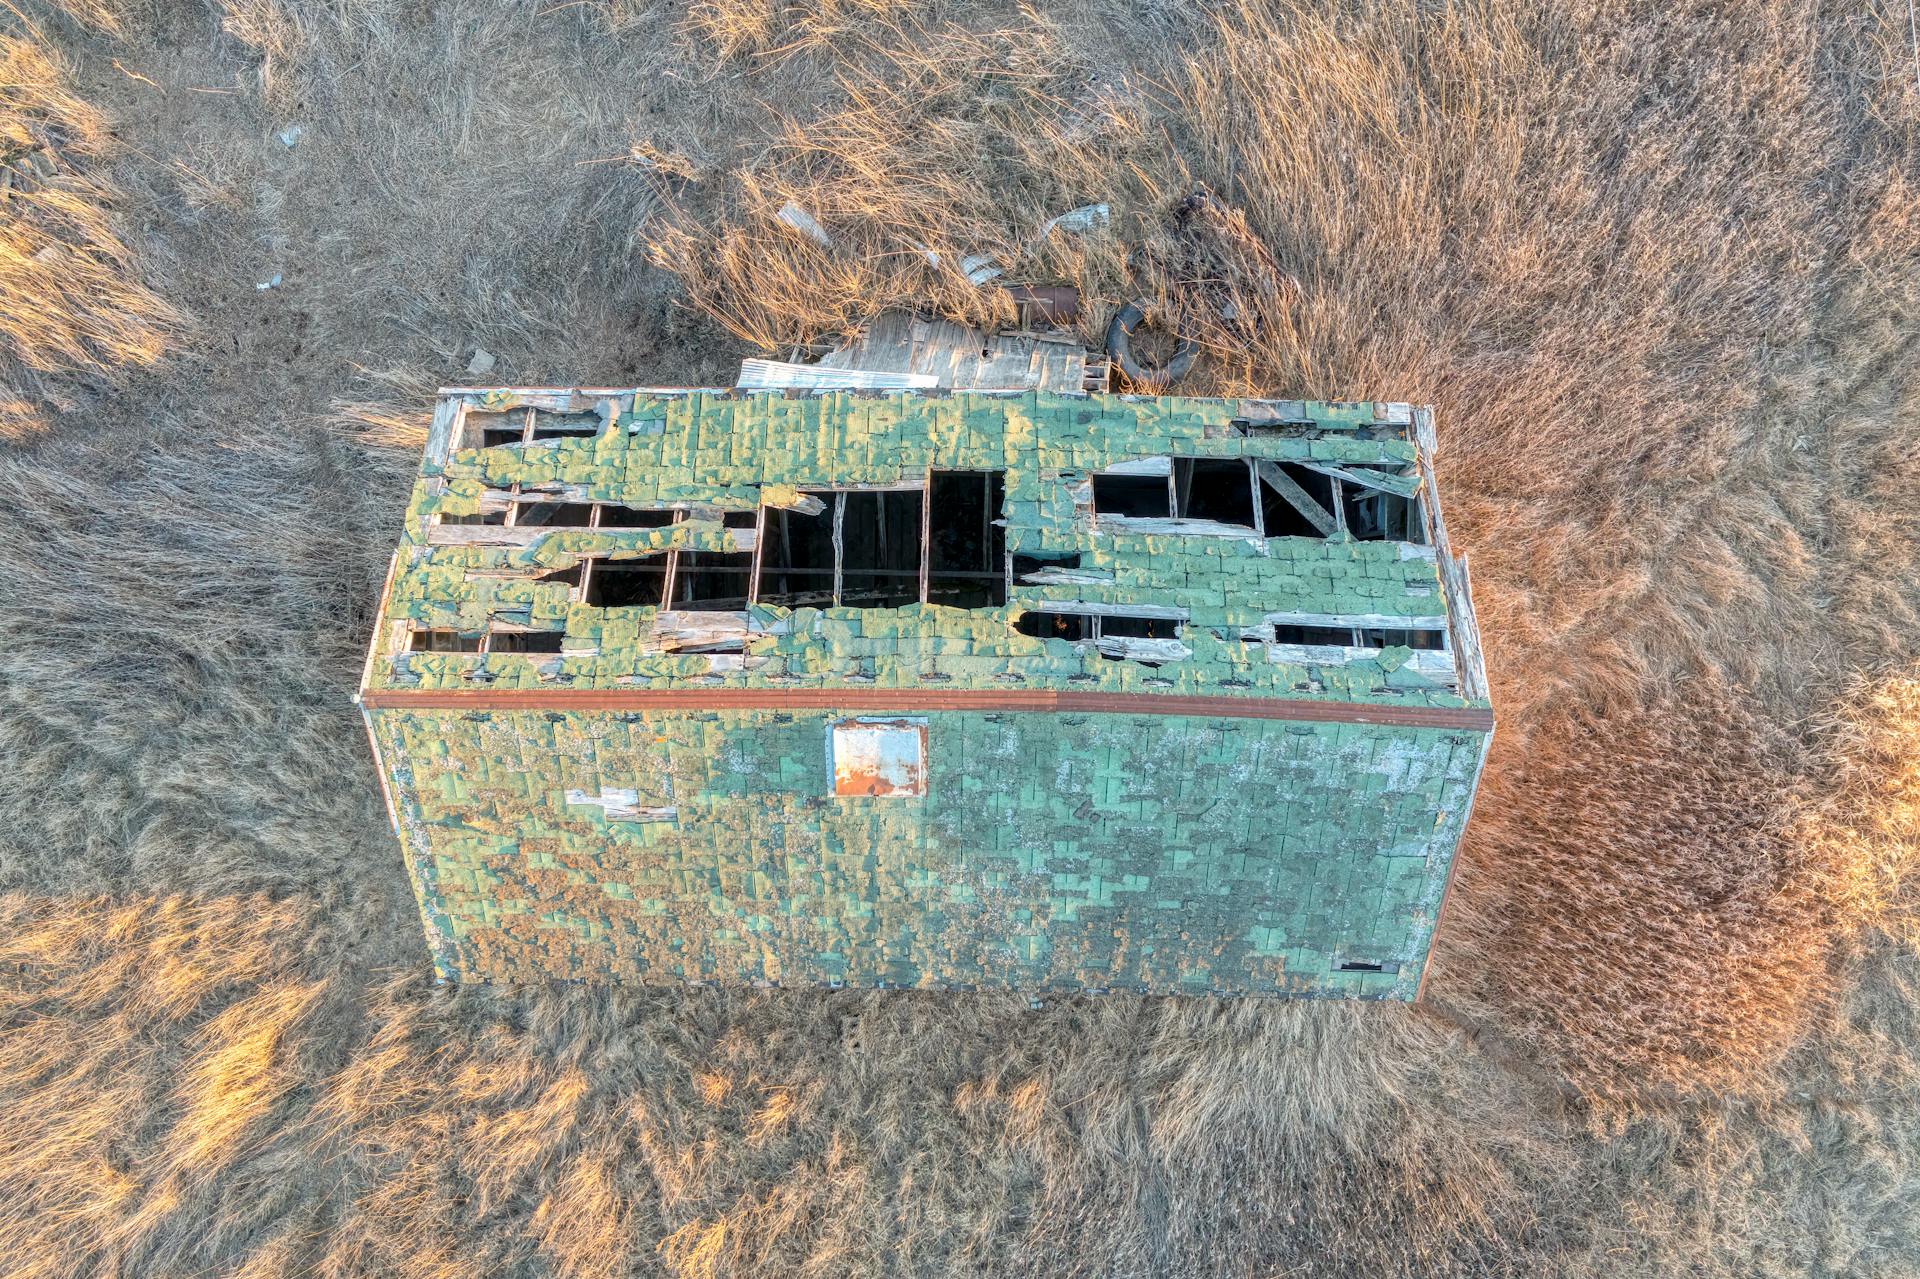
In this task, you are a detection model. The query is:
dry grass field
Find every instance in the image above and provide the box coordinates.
[2,0,1919,1275]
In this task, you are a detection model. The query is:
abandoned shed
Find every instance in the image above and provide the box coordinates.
[357,387,1492,998]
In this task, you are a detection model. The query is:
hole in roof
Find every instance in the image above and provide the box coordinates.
[1258,463,1337,538]
[927,471,1006,609]
[513,500,595,527]
[838,490,923,609]
[598,506,678,528]
[1091,472,1170,519]
[675,552,754,610]
[529,410,601,440]
[586,560,667,608]
[756,494,837,607]
[1011,550,1080,579]
[409,629,482,653]
[489,631,565,653]
[1172,458,1255,527]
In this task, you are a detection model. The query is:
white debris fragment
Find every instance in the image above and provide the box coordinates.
[467,348,496,376]
[776,201,833,247]
[959,253,1002,285]
[1037,203,1110,238]
[255,273,281,291]
[564,787,676,823]
[277,124,303,149]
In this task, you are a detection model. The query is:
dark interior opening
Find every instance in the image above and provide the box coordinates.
[1172,458,1256,527]
[756,495,837,606]
[586,559,667,608]
[1272,624,1357,646]
[1357,627,1446,651]
[1015,611,1094,641]
[1258,463,1337,539]
[1338,961,1386,973]
[1091,471,1171,519]
[722,510,759,528]
[927,471,1007,609]
[838,490,924,608]
[1011,551,1080,579]
[675,551,754,610]
[469,408,528,449]
[409,629,482,653]
[512,500,595,527]
[490,631,566,653]
[597,505,678,528]
[1341,480,1420,542]
[529,410,602,441]
[533,563,582,588]
[439,509,507,526]
[1099,614,1181,640]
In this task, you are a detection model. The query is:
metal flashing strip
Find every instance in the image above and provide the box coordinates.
[358,685,1494,731]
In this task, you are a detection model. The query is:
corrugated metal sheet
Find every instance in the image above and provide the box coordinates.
[736,359,939,391]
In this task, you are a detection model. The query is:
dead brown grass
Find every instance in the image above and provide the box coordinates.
[645,7,1141,350]
[0,33,181,436]
[0,0,1917,1275]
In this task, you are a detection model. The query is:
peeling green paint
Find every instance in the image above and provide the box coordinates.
[368,706,1483,998]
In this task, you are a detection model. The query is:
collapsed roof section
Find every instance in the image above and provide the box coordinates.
[360,387,1489,713]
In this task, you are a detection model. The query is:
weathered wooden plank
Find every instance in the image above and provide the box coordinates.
[651,610,753,652]
[1094,515,1264,540]
[1013,600,1188,620]
[1254,460,1336,536]
[1264,610,1450,630]
[1294,460,1422,499]
[1093,636,1192,663]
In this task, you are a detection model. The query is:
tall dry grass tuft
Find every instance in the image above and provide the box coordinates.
[680,0,900,63]
[0,894,340,1279]
[1800,667,1920,942]
[1447,664,1920,1105]
[0,36,181,435]
[1445,680,1835,1099]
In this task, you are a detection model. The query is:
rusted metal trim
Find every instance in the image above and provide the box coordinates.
[357,685,1495,730]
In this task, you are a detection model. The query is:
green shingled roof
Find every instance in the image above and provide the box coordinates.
[367,388,1485,706]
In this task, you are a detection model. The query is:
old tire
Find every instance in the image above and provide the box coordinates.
[1105,299,1198,386]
